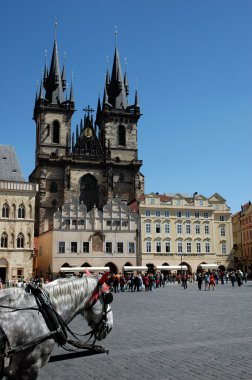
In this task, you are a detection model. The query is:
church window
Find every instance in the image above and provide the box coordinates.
[79,174,99,212]
[118,125,126,146]
[1,232,8,248]
[2,203,9,218]
[18,204,25,219]
[50,181,58,193]
[17,233,24,248]
[53,120,60,144]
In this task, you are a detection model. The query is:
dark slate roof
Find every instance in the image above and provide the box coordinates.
[0,145,25,181]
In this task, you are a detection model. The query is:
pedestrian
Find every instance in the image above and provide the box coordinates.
[230,271,236,287]
[197,273,203,290]
[204,272,210,291]
[209,273,215,290]
[182,273,188,289]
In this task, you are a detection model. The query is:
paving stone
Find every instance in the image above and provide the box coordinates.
[38,282,252,380]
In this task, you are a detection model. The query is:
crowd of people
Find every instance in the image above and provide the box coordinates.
[105,269,249,293]
[0,269,248,292]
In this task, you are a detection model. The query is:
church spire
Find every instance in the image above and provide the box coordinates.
[106,30,128,109]
[43,23,64,105]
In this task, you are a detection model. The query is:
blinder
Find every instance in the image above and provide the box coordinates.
[102,292,113,305]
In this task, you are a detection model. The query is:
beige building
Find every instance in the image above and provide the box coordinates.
[37,197,140,276]
[138,192,234,274]
[0,146,38,282]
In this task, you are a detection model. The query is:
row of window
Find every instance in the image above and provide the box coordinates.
[145,223,226,236]
[62,219,129,228]
[145,241,227,254]
[145,210,226,220]
[1,203,31,219]
[58,241,135,254]
[0,232,30,249]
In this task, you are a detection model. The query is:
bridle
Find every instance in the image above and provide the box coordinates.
[84,275,113,341]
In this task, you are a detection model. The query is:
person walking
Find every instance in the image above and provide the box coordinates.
[197,273,203,290]
[209,273,215,290]
[204,272,210,291]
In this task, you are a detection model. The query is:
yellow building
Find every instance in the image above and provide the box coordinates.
[0,146,38,283]
[139,192,234,274]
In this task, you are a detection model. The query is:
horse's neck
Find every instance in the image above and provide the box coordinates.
[44,277,97,323]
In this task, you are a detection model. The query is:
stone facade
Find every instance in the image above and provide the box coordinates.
[232,202,252,275]
[138,192,234,274]
[0,181,38,282]
[29,38,144,236]
[37,197,140,276]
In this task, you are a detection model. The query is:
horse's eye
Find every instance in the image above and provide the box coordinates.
[103,292,113,305]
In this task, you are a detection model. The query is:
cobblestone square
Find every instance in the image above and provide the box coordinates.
[38,281,252,380]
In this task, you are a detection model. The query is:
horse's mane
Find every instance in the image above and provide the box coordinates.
[0,276,98,310]
[0,287,31,307]
[44,275,98,311]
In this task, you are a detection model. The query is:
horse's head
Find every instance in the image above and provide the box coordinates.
[84,272,113,341]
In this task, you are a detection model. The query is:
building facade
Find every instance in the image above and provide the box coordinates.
[29,35,144,236]
[37,197,139,276]
[232,202,252,275]
[0,146,38,282]
[138,192,234,274]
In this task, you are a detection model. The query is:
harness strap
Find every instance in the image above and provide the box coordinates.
[27,284,67,346]
[0,330,58,360]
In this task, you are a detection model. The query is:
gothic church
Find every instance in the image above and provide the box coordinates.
[29,35,144,235]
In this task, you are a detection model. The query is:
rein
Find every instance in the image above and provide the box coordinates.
[0,277,113,362]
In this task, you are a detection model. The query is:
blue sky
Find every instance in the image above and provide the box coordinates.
[1,0,251,213]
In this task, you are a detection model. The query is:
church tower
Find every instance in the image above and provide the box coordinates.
[30,31,144,236]
[96,40,144,202]
[30,32,75,235]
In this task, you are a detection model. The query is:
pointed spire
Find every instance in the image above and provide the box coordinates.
[134,90,139,108]
[61,65,66,91]
[44,22,64,104]
[43,51,48,88]
[124,57,129,96]
[80,118,83,133]
[107,32,128,109]
[103,85,108,107]
[76,124,79,140]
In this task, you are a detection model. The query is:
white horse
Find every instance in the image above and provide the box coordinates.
[0,274,113,380]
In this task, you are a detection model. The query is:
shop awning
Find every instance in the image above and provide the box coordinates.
[198,264,219,270]
[60,267,110,272]
[156,265,188,271]
[123,266,148,271]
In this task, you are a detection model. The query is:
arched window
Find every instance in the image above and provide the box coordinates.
[50,181,58,193]
[1,232,8,248]
[2,203,9,218]
[18,204,25,219]
[118,125,126,146]
[17,233,24,248]
[53,120,60,144]
[79,174,99,212]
